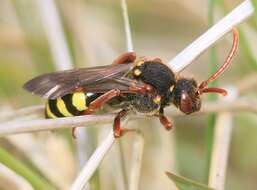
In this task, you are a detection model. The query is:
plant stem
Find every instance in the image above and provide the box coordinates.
[121,0,133,52]
[238,28,257,70]
[206,0,218,179]
[250,0,257,29]
[0,148,55,190]
[128,132,144,190]
[70,130,115,190]
[208,88,237,190]
[168,0,254,72]
[0,98,257,137]
[36,0,73,70]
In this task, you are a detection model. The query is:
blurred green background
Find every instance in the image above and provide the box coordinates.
[0,0,256,190]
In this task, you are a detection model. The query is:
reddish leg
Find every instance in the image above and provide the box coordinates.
[113,109,127,138]
[113,109,136,138]
[72,89,121,138]
[113,52,136,64]
[155,108,173,130]
[129,82,154,95]
[72,128,77,139]
[83,89,121,115]
[114,78,155,95]
[159,115,173,130]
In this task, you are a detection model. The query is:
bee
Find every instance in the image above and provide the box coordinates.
[23,28,238,138]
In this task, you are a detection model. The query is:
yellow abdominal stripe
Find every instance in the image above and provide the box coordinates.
[46,102,56,118]
[56,98,73,117]
[72,92,88,111]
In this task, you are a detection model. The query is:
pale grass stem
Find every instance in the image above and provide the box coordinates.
[128,132,144,190]
[168,0,254,73]
[121,0,134,52]
[37,0,93,173]
[107,139,127,190]
[7,134,74,189]
[208,88,238,190]
[70,129,116,190]
[71,1,135,189]
[0,98,256,137]
[36,0,73,70]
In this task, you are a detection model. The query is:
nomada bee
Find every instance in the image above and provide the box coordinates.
[23,28,238,138]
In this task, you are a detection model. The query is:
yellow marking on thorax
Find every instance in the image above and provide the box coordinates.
[170,85,174,92]
[153,95,161,104]
[56,98,73,116]
[46,102,57,118]
[136,60,144,66]
[133,68,142,76]
[72,92,87,111]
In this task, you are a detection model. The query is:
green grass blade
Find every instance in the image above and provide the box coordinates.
[205,0,218,178]
[238,28,257,70]
[0,148,56,190]
[250,0,257,28]
[166,172,215,190]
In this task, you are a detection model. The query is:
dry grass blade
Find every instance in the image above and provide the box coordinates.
[168,0,254,72]
[0,105,43,122]
[0,98,256,137]
[107,139,127,190]
[121,0,133,52]
[70,130,115,190]
[0,114,115,137]
[36,0,73,70]
[7,134,75,189]
[208,88,238,190]
[128,132,144,190]
[198,98,257,114]
[70,0,134,188]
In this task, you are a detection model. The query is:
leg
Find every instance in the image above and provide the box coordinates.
[72,89,121,138]
[159,115,172,130]
[155,107,173,130]
[114,78,154,95]
[113,109,127,138]
[113,52,136,64]
[83,89,121,115]
[113,109,136,138]
[129,81,154,95]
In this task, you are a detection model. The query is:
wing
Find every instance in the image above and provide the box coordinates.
[23,63,134,99]
[83,77,149,93]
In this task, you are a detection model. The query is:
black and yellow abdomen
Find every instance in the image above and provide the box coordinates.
[45,92,98,118]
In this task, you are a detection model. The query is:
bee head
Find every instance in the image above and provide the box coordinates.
[171,77,228,114]
[172,78,201,114]
[170,28,239,114]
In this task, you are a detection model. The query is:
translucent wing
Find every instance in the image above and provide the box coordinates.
[23,63,134,99]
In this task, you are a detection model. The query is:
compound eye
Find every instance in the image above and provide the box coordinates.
[180,91,193,114]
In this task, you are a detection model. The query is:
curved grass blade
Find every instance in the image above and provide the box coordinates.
[166,172,215,190]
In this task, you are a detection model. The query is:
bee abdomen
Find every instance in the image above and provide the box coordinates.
[45,92,93,118]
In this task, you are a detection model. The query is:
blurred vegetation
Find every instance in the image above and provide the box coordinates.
[0,0,256,190]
